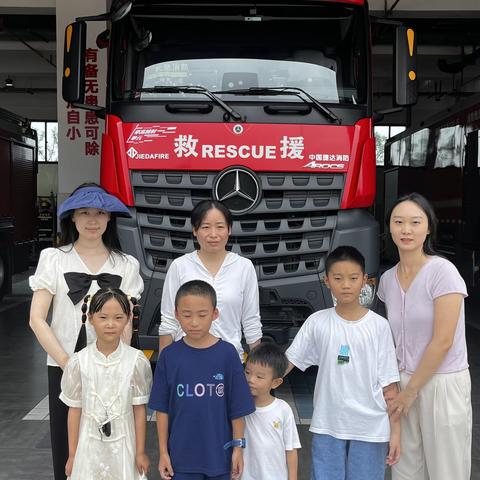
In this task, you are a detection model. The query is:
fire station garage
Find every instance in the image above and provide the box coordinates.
[0,1,480,479]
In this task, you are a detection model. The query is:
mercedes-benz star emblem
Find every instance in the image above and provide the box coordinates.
[213,167,261,215]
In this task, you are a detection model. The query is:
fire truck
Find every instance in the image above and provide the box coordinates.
[383,94,480,290]
[0,108,37,300]
[62,0,416,350]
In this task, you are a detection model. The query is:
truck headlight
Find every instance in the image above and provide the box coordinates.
[359,277,377,307]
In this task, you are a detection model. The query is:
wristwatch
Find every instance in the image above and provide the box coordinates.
[223,438,246,449]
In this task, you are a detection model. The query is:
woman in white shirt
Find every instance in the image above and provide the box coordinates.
[29,183,144,480]
[158,200,262,359]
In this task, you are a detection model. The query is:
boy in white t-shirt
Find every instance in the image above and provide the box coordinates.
[286,246,401,480]
[243,343,301,480]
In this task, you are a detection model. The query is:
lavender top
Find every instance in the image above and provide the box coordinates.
[377,256,468,374]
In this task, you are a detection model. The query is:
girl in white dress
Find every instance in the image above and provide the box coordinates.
[61,288,152,480]
[29,183,144,480]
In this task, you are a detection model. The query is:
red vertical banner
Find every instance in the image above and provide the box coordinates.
[84,48,100,157]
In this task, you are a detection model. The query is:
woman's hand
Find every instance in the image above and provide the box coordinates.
[65,455,74,477]
[388,387,417,420]
[59,354,70,370]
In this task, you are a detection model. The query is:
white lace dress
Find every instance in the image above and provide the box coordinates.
[60,342,152,480]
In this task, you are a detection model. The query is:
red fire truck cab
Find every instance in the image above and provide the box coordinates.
[63,0,416,351]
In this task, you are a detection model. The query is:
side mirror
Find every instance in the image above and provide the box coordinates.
[62,21,86,104]
[110,1,133,22]
[395,26,417,106]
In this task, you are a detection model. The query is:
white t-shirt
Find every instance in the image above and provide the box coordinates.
[286,308,399,442]
[158,251,262,358]
[242,398,301,480]
[29,246,144,367]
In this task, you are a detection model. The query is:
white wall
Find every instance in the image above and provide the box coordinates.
[55,0,107,202]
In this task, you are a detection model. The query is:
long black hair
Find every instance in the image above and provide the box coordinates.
[58,182,123,255]
[387,192,438,255]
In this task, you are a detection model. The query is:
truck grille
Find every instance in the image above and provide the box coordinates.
[131,171,344,280]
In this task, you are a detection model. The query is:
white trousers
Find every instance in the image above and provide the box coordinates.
[392,369,472,480]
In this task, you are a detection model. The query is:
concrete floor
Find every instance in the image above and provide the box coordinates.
[1,272,479,479]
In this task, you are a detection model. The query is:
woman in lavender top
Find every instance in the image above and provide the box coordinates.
[377,193,471,480]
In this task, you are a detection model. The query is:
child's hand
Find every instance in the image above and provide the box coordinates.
[383,383,398,406]
[159,453,174,479]
[136,452,150,476]
[231,447,244,479]
[387,409,401,467]
[386,435,401,466]
[65,455,74,477]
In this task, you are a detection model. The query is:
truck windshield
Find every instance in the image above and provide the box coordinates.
[112,3,367,105]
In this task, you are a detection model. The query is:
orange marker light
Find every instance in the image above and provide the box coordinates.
[66,24,73,52]
[407,28,415,57]
[408,71,416,81]
[65,67,71,78]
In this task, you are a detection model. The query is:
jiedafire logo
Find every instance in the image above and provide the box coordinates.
[126,147,169,160]
[127,147,138,159]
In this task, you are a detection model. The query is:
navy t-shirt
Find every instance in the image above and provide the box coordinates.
[149,338,255,476]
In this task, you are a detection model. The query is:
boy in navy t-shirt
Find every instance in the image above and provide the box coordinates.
[149,280,255,480]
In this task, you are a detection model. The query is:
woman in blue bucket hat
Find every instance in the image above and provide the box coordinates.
[29,183,144,480]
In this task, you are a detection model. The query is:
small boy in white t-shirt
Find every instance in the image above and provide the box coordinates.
[243,343,301,480]
[286,246,401,480]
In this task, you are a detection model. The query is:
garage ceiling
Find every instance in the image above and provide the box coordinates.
[0,14,56,94]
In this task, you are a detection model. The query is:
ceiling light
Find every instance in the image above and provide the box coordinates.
[5,77,13,88]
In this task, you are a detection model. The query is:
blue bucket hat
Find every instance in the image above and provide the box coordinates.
[58,186,131,219]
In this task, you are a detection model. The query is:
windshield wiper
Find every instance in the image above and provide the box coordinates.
[213,87,340,124]
[129,85,244,122]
